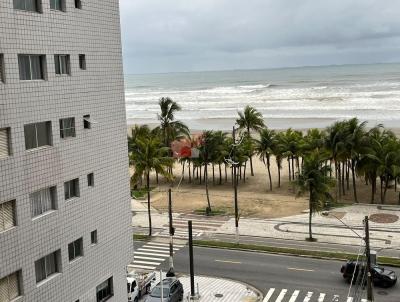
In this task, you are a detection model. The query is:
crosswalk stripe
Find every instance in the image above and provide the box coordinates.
[173,219,224,225]
[288,290,300,302]
[134,256,165,261]
[142,245,180,251]
[134,260,160,265]
[137,248,170,255]
[361,299,367,302]
[346,297,353,302]
[135,251,170,257]
[318,293,325,302]
[303,291,313,302]
[263,288,275,302]
[128,264,156,270]
[276,289,287,302]
[146,242,185,248]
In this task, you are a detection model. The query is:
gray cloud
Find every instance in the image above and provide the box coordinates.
[120,0,400,74]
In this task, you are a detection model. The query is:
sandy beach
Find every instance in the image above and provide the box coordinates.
[128,122,400,219]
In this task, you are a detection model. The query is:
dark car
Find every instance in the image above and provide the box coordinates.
[341,260,397,288]
[145,277,184,302]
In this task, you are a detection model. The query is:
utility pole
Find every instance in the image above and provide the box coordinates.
[232,126,239,243]
[166,188,175,277]
[364,215,374,302]
[188,220,195,298]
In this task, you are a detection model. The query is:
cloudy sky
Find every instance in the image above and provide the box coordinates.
[120,0,400,74]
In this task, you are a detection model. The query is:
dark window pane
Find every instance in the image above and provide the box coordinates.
[54,55,60,74]
[68,242,74,260]
[35,258,46,282]
[18,55,31,80]
[36,122,50,147]
[30,55,43,80]
[24,124,37,149]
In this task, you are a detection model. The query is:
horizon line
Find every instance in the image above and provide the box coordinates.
[124,61,400,76]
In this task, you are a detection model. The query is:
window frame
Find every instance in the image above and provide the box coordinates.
[30,186,57,218]
[0,128,11,159]
[24,121,52,150]
[59,117,76,139]
[96,277,113,302]
[54,54,70,75]
[0,271,22,301]
[79,54,86,70]
[50,0,64,11]
[64,178,80,200]
[34,251,60,283]
[83,115,91,129]
[90,230,97,245]
[68,237,83,261]
[0,200,16,233]
[0,54,5,83]
[87,173,94,187]
[13,0,41,12]
[18,54,46,81]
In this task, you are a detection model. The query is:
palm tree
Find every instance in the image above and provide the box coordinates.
[157,97,189,147]
[295,151,335,241]
[130,135,173,236]
[236,105,265,176]
[256,128,276,191]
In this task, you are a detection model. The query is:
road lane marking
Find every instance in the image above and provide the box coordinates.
[133,260,160,265]
[318,293,326,301]
[303,291,313,302]
[215,259,242,264]
[263,288,275,302]
[346,298,353,302]
[128,264,156,270]
[276,289,287,302]
[288,290,300,302]
[287,267,315,272]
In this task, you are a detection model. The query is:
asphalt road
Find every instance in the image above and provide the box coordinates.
[133,241,400,302]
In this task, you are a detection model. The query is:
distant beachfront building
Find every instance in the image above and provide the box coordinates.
[0,1,132,301]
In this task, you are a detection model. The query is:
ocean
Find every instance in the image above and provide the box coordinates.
[124,63,400,130]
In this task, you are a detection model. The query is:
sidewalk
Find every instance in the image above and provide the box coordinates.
[180,275,261,301]
[132,200,400,254]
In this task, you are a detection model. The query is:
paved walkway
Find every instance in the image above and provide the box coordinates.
[132,200,400,254]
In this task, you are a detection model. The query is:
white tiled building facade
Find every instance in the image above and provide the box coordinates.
[0,0,133,301]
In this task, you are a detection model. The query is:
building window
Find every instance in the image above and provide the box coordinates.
[18,54,45,80]
[83,115,91,129]
[24,121,52,150]
[64,179,79,200]
[68,238,83,261]
[0,54,5,83]
[0,200,16,233]
[90,230,97,244]
[79,54,86,70]
[0,271,22,301]
[75,0,82,9]
[87,173,94,187]
[35,251,60,283]
[59,118,76,138]
[96,277,113,302]
[13,0,41,12]
[30,187,57,218]
[50,0,64,11]
[54,55,70,75]
[0,128,11,159]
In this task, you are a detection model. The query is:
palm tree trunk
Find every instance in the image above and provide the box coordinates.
[278,165,281,188]
[371,177,375,204]
[288,158,291,181]
[291,156,295,179]
[383,175,389,204]
[249,156,254,176]
[225,164,228,183]
[351,160,358,203]
[199,166,202,185]
[267,156,272,191]
[156,172,159,185]
[243,162,247,183]
[341,162,345,196]
[346,161,350,190]
[308,190,313,240]
[188,161,192,183]
[147,172,152,236]
[205,163,211,214]
[181,162,185,180]
[337,162,342,200]
[219,163,222,185]
[380,177,384,204]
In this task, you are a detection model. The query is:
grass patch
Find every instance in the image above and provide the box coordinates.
[133,234,150,241]
[193,239,400,267]
[131,187,155,199]
[194,208,227,216]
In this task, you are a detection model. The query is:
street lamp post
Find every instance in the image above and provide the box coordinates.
[232,126,239,243]
[322,211,373,302]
